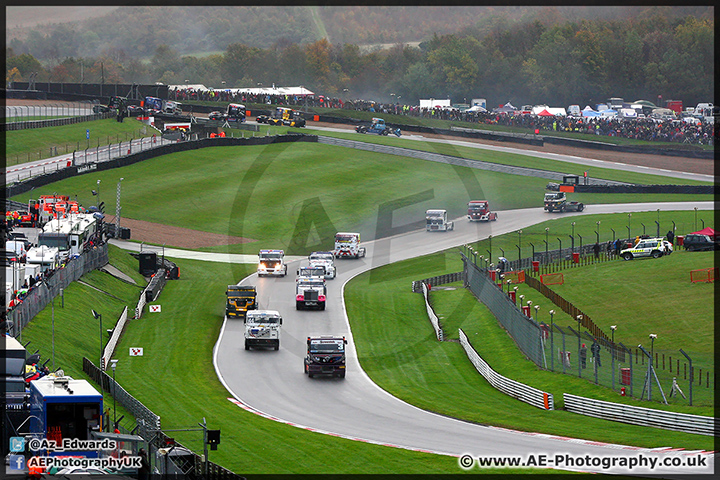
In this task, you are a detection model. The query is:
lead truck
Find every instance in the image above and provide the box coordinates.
[257,249,288,276]
[333,232,366,259]
[244,310,282,350]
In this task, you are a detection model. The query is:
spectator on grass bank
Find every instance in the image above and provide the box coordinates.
[593,243,600,259]
[666,230,675,244]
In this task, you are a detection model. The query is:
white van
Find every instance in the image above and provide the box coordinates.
[5,240,27,262]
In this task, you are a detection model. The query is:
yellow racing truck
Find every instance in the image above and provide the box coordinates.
[226,285,257,318]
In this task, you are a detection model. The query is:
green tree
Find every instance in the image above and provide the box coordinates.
[221,43,261,86]
[6,53,43,79]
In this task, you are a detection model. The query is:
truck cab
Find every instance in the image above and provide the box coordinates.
[308,251,336,279]
[296,275,327,310]
[226,285,257,318]
[467,200,497,222]
[333,232,366,259]
[426,209,454,231]
[244,310,282,350]
[544,191,584,213]
[304,335,347,378]
[226,103,246,123]
[257,249,287,277]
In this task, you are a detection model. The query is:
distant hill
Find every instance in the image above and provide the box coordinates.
[6,5,712,60]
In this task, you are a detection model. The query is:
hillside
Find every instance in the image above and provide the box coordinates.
[6,5,712,59]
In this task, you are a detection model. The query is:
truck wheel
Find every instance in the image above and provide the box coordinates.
[245,341,250,350]
[338,371,346,378]
[320,302,326,311]
[274,343,279,351]
[308,372,314,378]
[651,250,662,258]
[622,253,633,261]
[296,301,303,310]
[578,204,585,211]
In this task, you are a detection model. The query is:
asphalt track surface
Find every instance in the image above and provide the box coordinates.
[13,114,712,474]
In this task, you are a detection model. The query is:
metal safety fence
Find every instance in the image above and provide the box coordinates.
[6,244,109,337]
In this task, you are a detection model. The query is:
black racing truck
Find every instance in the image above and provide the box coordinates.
[304,335,348,378]
[543,191,584,213]
[226,285,257,318]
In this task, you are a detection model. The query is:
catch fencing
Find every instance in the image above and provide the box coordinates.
[2,111,113,131]
[460,329,554,410]
[7,244,109,337]
[463,253,545,367]
[82,357,245,479]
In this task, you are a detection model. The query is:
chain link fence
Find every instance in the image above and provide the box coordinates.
[6,244,109,338]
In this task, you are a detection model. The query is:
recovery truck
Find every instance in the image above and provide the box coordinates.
[308,251,336,279]
[244,310,282,350]
[257,249,287,277]
[467,200,498,222]
[333,232,366,259]
[426,209,454,231]
[225,285,257,318]
[304,335,347,378]
[296,274,327,310]
[543,192,585,213]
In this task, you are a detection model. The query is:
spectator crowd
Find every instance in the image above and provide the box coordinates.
[168,86,714,146]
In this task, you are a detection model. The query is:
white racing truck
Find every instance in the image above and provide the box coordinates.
[244,310,282,350]
[425,209,454,231]
[296,273,327,310]
[308,251,336,279]
[333,232,366,259]
[257,249,288,277]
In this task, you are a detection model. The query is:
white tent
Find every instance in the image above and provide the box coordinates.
[464,105,487,113]
[169,84,211,91]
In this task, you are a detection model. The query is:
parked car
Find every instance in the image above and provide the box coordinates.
[208,111,226,121]
[682,234,718,251]
[126,105,144,116]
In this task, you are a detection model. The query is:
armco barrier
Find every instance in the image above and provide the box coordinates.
[411,271,463,293]
[460,329,554,410]
[563,393,715,436]
[421,283,443,341]
[101,306,128,371]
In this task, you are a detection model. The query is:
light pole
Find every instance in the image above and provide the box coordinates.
[545,227,549,264]
[650,333,656,367]
[91,309,102,369]
[518,230,522,260]
[577,315,583,377]
[549,310,555,371]
[596,221,601,244]
[627,213,632,240]
[533,305,540,322]
[694,207,698,231]
[110,359,118,428]
[115,177,124,237]
[610,325,617,390]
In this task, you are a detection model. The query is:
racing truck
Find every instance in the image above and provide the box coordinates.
[355,117,401,137]
[426,209,454,231]
[543,192,585,213]
[304,335,347,378]
[296,273,327,310]
[244,310,282,350]
[308,251,336,279]
[259,107,306,127]
[257,249,288,276]
[467,200,498,222]
[226,103,246,123]
[225,285,257,319]
[333,232,366,259]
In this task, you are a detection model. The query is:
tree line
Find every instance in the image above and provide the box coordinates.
[6,12,713,108]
